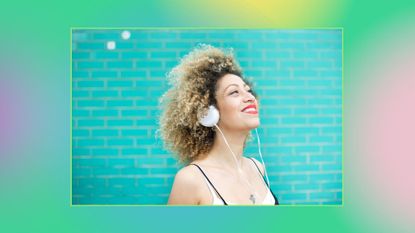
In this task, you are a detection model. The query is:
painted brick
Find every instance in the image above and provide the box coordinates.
[107,61,133,69]
[310,136,333,143]
[77,61,104,69]
[136,60,163,68]
[310,155,336,163]
[265,51,291,59]
[150,51,177,58]
[72,52,90,59]
[72,129,89,137]
[77,139,105,147]
[107,119,134,127]
[294,145,320,153]
[107,158,135,167]
[72,29,342,205]
[321,182,342,190]
[121,70,146,77]
[282,117,306,125]
[281,192,307,201]
[308,61,333,69]
[72,148,90,156]
[122,51,147,59]
[280,60,305,69]
[137,42,163,49]
[281,155,307,164]
[252,42,278,49]
[281,136,306,143]
[165,41,195,49]
[91,71,118,78]
[293,164,320,172]
[72,71,89,78]
[107,80,133,87]
[294,183,320,191]
[94,51,119,59]
[72,90,89,98]
[309,117,334,124]
[121,109,148,117]
[279,42,305,49]
[121,167,150,175]
[122,147,147,155]
[92,129,119,137]
[77,81,104,88]
[92,90,118,98]
[92,148,119,156]
[310,191,336,199]
[108,177,135,187]
[223,41,249,49]
[78,119,105,127]
[121,129,147,137]
[107,100,134,107]
[107,138,134,147]
[115,42,134,49]
[92,109,119,117]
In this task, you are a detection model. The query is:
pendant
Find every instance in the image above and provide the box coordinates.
[249,194,256,204]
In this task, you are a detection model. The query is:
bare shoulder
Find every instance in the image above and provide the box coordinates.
[167,165,204,205]
[246,157,265,175]
[174,165,200,187]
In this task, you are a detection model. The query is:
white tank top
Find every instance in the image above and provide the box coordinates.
[192,158,278,205]
[201,175,276,205]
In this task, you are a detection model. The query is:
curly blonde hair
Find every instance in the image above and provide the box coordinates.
[159,44,255,164]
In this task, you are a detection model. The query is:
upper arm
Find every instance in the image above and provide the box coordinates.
[167,166,201,205]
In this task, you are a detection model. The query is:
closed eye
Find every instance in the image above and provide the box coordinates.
[229,89,253,96]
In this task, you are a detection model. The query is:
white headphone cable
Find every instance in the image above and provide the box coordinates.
[214,124,260,204]
[255,128,271,188]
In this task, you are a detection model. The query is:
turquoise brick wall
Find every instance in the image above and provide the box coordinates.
[72,29,342,205]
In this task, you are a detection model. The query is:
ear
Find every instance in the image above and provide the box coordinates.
[199,105,220,127]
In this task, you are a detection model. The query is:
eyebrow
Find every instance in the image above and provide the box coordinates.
[224,83,249,93]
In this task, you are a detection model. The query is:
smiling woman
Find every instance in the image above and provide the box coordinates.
[159,44,279,205]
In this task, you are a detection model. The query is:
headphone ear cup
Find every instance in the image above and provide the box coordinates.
[199,105,220,127]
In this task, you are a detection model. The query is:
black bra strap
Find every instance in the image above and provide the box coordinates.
[190,164,228,205]
[248,157,279,205]
[270,189,279,205]
[248,157,269,187]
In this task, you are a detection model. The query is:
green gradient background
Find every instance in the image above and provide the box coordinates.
[1,1,414,233]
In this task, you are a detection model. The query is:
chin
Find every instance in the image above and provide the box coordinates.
[246,118,260,129]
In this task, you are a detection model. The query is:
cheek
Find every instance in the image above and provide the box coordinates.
[220,100,241,119]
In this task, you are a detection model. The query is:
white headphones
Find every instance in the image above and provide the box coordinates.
[199,105,220,127]
[198,105,271,190]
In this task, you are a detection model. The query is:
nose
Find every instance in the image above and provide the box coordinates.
[243,90,256,103]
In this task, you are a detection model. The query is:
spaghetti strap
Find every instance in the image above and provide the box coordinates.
[248,157,279,205]
[248,157,264,176]
[190,164,228,205]
[248,157,269,187]
[270,188,279,205]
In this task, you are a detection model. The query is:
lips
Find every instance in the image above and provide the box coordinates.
[241,104,258,114]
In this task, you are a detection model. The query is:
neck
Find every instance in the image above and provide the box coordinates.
[208,126,249,169]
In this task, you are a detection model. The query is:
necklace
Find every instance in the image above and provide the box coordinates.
[237,167,259,204]
[249,194,256,204]
[211,126,259,204]
[209,160,258,204]
[241,171,256,204]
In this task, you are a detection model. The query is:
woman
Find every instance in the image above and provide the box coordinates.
[159,44,278,205]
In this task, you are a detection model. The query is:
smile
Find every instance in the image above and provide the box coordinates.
[241,104,258,114]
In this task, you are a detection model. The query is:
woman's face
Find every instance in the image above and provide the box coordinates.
[215,74,260,131]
